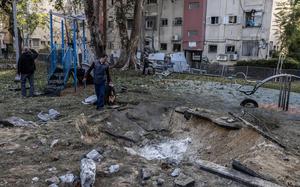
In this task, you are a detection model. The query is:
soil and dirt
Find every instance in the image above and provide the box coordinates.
[0,63,300,186]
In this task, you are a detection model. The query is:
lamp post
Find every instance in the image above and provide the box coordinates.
[13,0,19,67]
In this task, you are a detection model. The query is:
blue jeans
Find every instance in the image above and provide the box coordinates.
[21,73,34,97]
[94,81,106,109]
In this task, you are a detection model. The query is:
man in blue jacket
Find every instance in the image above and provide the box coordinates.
[83,54,111,110]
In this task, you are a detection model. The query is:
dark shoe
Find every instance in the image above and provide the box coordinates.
[96,107,104,111]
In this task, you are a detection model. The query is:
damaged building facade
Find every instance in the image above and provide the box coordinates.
[106,0,285,65]
[204,0,285,62]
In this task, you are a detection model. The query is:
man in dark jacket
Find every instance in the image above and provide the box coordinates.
[17,48,38,97]
[83,54,111,110]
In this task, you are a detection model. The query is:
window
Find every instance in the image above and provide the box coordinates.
[242,41,259,56]
[108,42,114,49]
[173,44,181,52]
[145,16,156,30]
[127,19,133,30]
[228,16,237,24]
[188,30,198,37]
[160,43,167,51]
[226,45,235,53]
[161,18,168,27]
[173,17,182,26]
[111,0,114,5]
[210,17,219,24]
[189,2,200,9]
[146,20,154,29]
[32,39,40,47]
[108,21,113,28]
[145,40,150,46]
[208,45,218,53]
[245,11,262,27]
[147,0,157,4]
[41,41,46,45]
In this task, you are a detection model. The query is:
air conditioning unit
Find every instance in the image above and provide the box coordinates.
[216,54,228,61]
[229,54,238,61]
[172,35,180,41]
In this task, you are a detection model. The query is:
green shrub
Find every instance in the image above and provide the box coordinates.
[235,58,300,69]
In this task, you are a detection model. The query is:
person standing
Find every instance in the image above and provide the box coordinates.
[1,40,7,59]
[83,54,111,110]
[17,48,38,97]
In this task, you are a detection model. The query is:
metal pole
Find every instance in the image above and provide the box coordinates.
[82,21,87,64]
[73,19,78,92]
[13,0,19,67]
[50,10,56,76]
[61,19,64,67]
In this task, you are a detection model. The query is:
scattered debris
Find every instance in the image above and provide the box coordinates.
[141,168,152,180]
[171,168,181,177]
[82,95,97,105]
[157,178,165,185]
[132,138,191,164]
[174,173,195,187]
[50,139,60,148]
[195,159,282,187]
[45,176,60,185]
[0,116,37,128]
[37,109,60,121]
[59,173,76,184]
[48,184,58,187]
[80,158,96,187]
[109,164,120,174]
[176,107,243,129]
[32,177,39,183]
[86,149,103,162]
[48,167,57,173]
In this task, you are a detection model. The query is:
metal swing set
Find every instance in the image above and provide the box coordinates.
[48,10,88,92]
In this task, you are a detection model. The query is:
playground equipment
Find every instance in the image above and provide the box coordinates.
[47,11,87,93]
[237,74,300,111]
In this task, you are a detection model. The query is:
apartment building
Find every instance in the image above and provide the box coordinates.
[106,0,186,56]
[182,0,207,67]
[204,0,284,62]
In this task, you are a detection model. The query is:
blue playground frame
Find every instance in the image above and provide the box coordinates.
[49,10,87,92]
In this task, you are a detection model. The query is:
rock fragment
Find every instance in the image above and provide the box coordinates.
[171,168,181,177]
[109,164,120,173]
[45,176,60,185]
[80,158,96,187]
[141,168,152,180]
[174,173,195,187]
[86,149,103,162]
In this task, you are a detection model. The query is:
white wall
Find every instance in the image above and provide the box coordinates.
[204,0,278,62]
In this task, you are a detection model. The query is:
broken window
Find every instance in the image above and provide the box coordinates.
[208,45,218,53]
[226,45,235,53]
[242,40,259,56]
[210,17,219,24]
[173,17,183,26]
[189,2,200,9]
[188,30,198,37]
[173,44,181,52]
[245,11,262,27]
[160,43,167,51]
[161,18,168,27]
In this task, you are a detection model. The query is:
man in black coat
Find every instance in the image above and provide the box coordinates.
[17,48,38,97]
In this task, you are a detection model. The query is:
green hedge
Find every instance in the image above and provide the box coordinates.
[235,58,300,69]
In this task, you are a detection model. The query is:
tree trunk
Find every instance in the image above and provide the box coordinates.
[113,0,130,68]
[83,0,105,59]
[122,0,144,70]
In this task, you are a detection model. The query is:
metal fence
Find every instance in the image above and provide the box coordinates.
[189,64,300,81]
